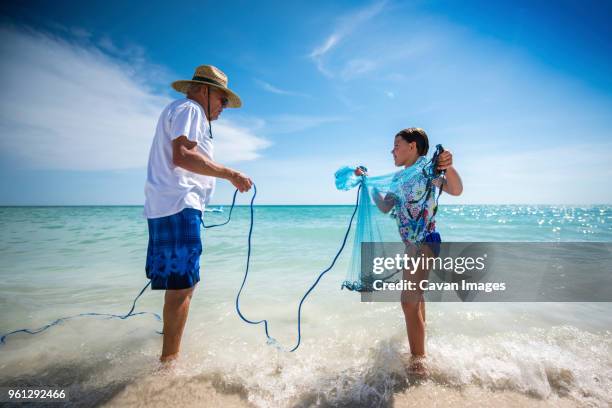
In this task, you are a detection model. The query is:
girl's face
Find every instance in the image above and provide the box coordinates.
[392,136,418,167]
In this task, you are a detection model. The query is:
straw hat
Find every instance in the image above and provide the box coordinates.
[171,65,242,108]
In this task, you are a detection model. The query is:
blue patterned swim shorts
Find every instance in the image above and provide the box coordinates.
[146,208,203,290]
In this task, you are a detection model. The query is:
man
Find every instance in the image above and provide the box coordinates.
[144,65,253,362]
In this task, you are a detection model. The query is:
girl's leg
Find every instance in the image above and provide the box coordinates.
[420,299,426,323]
[401,297,425,356]
[401,245,432,358]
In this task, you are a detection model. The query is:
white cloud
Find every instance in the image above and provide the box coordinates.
[309,1,387,77]
[454,143,612,204]
[254,79,309,97]
[0,25,269,170]
[213,113,344,136]
[309,34,340,59]
[45,21,92,40]
[340,58,378,81]
[213,119,271,162]
[262,114,347,134]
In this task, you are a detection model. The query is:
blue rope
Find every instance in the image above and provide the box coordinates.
[1,183,361,353]
[0,191,239,347]
[232,184,361,352]
[202,189,238,228]
[0,280,161,345]
[288,184,361,351]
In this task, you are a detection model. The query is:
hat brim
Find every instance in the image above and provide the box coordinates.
[171,80,242,108]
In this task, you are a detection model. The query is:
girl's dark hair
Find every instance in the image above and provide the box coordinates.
[396,127,429,156]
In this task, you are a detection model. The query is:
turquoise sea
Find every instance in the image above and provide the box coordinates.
[0,205,611,407]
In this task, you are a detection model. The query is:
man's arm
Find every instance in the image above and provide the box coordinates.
[172,136,252,192]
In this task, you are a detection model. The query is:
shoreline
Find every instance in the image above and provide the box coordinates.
[105,378,582,408]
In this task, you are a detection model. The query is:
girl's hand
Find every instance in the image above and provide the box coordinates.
[437,150,453,171]
[354,166,367,176]
[437,150,463,196]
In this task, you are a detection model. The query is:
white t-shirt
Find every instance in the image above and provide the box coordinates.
[144,98,216,219]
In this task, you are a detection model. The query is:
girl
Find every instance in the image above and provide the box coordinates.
[364,127,463,375]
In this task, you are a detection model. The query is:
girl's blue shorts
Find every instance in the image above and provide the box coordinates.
[423,231,441,257]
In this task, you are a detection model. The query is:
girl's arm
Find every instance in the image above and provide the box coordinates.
[436,150,463,196]
[356,167,396,213]
[373,189,395,213]
[439,166,463,196]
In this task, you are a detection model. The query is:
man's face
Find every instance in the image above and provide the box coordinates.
[204,87,229,121]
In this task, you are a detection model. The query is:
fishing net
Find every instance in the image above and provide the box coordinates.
[335,145,446,292]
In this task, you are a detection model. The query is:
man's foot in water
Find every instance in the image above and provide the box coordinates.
[160,352,179,364]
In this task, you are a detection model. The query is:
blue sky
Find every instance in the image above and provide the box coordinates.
[0,0,611,205]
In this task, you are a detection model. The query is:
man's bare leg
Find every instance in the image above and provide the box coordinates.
[160,286,195,362]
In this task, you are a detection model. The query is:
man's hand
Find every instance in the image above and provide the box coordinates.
[437,150,454,171]
[229,171,253,193]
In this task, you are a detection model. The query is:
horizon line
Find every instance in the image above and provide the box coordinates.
[0,203,611,208]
